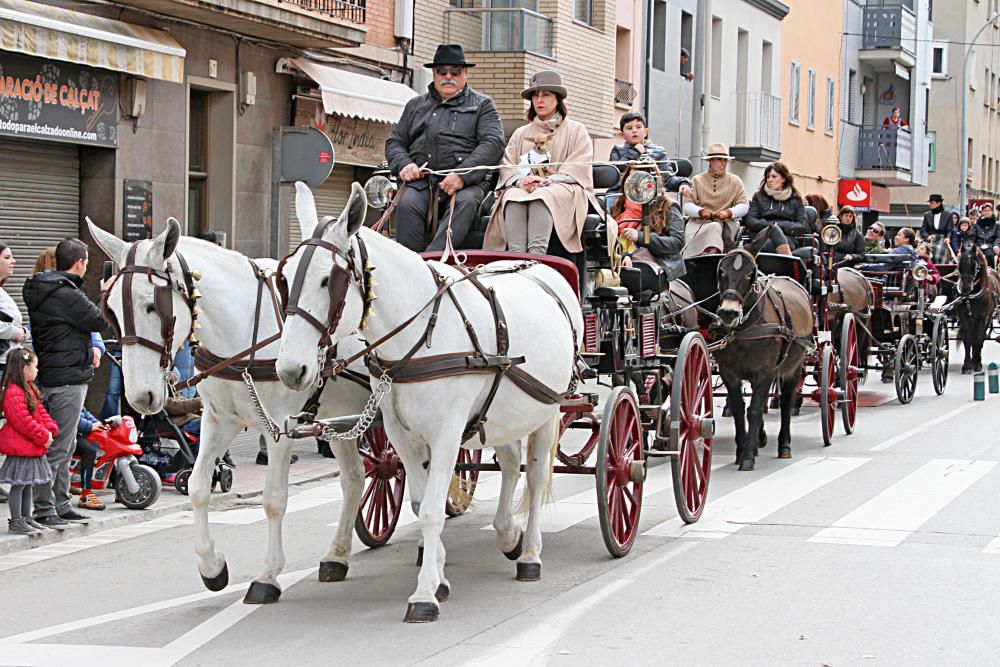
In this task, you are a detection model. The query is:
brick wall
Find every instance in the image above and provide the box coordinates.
[363,0,397,48]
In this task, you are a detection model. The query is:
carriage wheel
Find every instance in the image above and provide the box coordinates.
[893,334,919,405]
[839,314,859,435]
[595,386,644,558]
[931,317,949,396]
[354,427,405,548]
[820,345,837,447]
[445,449,482,517]
[667,332,713,523]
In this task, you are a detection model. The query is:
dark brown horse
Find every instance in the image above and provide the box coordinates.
[714,232,815,471]
[955,241,1000,373]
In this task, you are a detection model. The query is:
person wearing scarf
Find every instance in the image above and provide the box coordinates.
[824,205,865,266]
[972,202,1000,266]
[745,161,809,255]
[678,143,749,257]
[485,71,600,254]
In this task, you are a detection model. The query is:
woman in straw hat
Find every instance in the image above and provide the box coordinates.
[678,143,749,258]
[484,71,600,254]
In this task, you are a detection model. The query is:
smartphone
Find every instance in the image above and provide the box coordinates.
[103,260,115,281]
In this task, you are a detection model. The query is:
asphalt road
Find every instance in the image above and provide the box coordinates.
[2,344,1000,666]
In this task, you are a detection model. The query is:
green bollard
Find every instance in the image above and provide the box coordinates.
[975,371,986,401]
[990,363,999,394]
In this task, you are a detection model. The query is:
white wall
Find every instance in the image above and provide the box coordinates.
[646,0,697,160]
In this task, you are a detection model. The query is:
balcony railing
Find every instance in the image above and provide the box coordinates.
[279,0,366,22]
[733,91,782,157]
[615,79,637,107]
[857,126,912,173]
[861,4,915,56]
[445,8,554,58]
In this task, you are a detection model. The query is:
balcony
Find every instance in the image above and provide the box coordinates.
[856,126,913,185]
[859,4,916,73]
[730,92,782,163]
[445,8,554,58]
[114,0,365,48]
[615,79,637,108]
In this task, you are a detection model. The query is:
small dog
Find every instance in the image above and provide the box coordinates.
[517,132,556,179]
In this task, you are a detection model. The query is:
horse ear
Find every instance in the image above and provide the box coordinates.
[745,227,770,257]
[342,181,368,238]
[294,181,319,240]
[86,217,128,265]
[150,219,181,265]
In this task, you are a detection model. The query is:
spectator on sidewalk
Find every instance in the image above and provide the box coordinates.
[23,238,109,528]
[74,406,108,511]
[0,242,28,505]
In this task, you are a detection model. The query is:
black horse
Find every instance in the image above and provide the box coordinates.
[713,231,815,471]
[955,240,999,373]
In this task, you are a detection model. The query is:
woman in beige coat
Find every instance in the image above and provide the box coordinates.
[485,71,601,254]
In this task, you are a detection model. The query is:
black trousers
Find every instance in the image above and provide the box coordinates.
[395,183,485,252]
[74,435,99,490]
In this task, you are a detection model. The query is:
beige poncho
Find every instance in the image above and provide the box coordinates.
[683,170,749,257]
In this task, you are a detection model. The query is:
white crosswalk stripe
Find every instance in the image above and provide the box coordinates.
[810,459,997,547]
[644,456,870,539]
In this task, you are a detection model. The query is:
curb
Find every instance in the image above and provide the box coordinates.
[0,468,341,557]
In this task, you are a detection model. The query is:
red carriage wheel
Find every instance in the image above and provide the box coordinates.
[669,332,714,524]
[839,313,859,435]
[595,386,645,558]
[556,409,600,466]
[445,448,482,517]
[354,427,405,548]
[820,344,837,447]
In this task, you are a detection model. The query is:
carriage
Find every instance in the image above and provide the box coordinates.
[286,157,715,559]
[857,253,949,403]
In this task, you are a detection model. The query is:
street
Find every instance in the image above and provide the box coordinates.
[2,348,1000,667]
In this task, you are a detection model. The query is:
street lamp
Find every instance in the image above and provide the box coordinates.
[961,10,1000,212]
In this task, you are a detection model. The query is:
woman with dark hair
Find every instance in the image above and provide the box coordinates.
[611,168,686,284]
[485,71,600,254]
[824,206,865,266]
[805,193,834,230]
[744,162,809,255]
[0,243,28,504]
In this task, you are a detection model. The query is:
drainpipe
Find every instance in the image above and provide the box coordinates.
[690,0,708,167]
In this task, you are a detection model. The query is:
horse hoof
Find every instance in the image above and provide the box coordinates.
[792,406,801,416]
[243,581,281,604]
[722,405,732,417]
[738,460,755,472]
[404,602,439,623]
[416,546,423,567]
[758,432,768,449]
[975,364,984,373]
[503,530,524,561]
[778,448,792,459]
[318,561,348,583]
[435,583,450,603]
[200,562,229,592]
[516,561,541,582]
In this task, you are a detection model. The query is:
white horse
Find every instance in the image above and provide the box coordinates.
[275,182,582,622]
[87,218,373,605]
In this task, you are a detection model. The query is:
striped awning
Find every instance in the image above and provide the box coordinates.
[0,0,185,84]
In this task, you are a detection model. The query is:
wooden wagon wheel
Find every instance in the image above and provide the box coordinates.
[669,332,713,524]
[820,344,837,447]
[894,333,919,404]
[595,386,645,558]
[354,426,405,548]
[838,313,859,435]
[931,316,949,396]
[445,449,482,517]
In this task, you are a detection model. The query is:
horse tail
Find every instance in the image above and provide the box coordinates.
[517,412,561,516]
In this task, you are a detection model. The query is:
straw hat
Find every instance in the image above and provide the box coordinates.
[704,142,734,160]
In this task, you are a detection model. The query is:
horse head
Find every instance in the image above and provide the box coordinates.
[276,181,369,391]
[716,227,767,327]
[958,239,983,297]
[87,218,191,414]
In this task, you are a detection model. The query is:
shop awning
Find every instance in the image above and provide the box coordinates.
[292,58,417,124]
[0,0,185,84]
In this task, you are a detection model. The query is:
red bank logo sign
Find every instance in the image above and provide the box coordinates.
[839,180,872,210]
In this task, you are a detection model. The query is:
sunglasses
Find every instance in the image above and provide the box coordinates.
[434,66,464,77]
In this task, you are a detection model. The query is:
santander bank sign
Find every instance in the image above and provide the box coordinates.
[838,179,872,210]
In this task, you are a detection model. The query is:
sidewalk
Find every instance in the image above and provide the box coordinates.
[0,429,340,556]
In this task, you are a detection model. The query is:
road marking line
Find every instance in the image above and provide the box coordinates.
[644,456,870,539]
[982,537,1000,554]
[869,403,977,451]
[810,459,996,547]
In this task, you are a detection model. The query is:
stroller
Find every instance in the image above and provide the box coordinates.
[105,350,233,495]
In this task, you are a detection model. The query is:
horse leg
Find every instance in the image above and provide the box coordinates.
[243,435,295,604]
[517,414,559,582]
[404,427,462,623]
[191,410,239,592]
[391,440,429,566]
[722,376,747,465]
[777,374,797,459]
[974,318,985,372]
[317,439,364,583]
[492,441,524,559]
[740,379,770,472]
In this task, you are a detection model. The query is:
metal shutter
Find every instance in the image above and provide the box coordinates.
[290,166,354,251]
[0,139,80,313]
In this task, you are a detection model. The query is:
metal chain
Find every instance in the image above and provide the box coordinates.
[242,370,282,442]
[319,372,393,441]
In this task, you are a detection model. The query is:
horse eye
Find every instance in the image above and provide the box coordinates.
[320,276,329,288]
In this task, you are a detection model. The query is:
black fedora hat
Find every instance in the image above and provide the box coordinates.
[928,194,944,202]
[424,44,475,68]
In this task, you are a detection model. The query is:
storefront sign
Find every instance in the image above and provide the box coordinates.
[970,198,994,211]
[839,179,872,211]
[0,52,119,148]
[296,98,394,167]
[123,180,152,241]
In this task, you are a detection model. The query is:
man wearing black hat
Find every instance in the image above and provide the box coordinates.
[920,194,951,242]
[385,44,505,252]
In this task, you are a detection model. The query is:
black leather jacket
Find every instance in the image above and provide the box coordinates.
[973,217,1000,251]
[745,191,810,240]
[824,224,865,265]
[385,84,504,190]
[609,141,668,164]
[634,199,686,280]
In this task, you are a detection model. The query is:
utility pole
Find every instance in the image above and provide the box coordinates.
[961,10,1000,212]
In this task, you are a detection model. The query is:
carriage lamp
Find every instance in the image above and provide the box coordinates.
[363,175,396,209]
[623,170,659,205]
[821,224,842,247]
[912,263,929,282]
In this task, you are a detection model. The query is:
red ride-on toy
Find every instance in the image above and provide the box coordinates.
[69,416,162,510]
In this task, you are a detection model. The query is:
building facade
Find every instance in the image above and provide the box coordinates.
[645,0,698,160]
